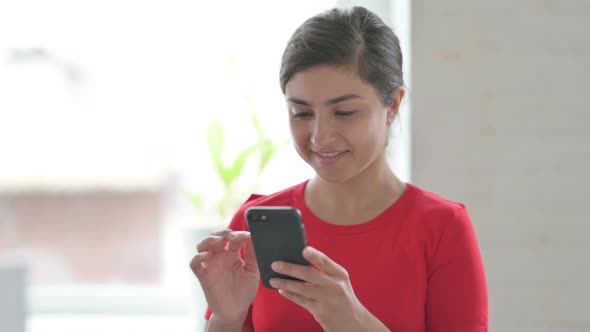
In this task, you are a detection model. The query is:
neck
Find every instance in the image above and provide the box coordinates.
[305,155,406,225]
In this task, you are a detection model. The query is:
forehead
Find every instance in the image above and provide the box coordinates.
[285,65,377,102]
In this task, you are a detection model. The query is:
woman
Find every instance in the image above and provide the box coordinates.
[190,6,488,332]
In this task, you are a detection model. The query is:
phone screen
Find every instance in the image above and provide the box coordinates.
[245,206,310,289]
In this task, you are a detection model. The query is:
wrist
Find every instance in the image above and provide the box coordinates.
[208,310,248,331]
[355,303,390,332]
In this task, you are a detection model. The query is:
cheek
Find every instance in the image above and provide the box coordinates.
[371,112,389,140]
[348,117,388,151]
[289,122,310,148]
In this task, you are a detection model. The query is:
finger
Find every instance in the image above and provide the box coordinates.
[303,246,348,279]
[269,278,318,300]
[243,235,259,273]
[271,261,325,285]
[210,229,233,238]
[196,235,226,253]
[189,252,209,276]
[226,231,251,251]
[278,289,315,312]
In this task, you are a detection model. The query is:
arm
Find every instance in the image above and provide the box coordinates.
[426,206,488,332]
[197,195,264,332]
[268,247,390,332]
[203,313,254,332]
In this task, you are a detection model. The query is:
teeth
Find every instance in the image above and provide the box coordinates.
[318,152,341,157]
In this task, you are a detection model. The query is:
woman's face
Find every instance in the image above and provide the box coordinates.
[285,65,402,183]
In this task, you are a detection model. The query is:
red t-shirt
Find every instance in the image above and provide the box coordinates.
[205,181,488,331]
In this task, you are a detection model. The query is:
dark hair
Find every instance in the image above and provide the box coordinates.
[280,6,404,107]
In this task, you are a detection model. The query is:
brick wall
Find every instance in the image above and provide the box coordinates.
[0,191,162,284]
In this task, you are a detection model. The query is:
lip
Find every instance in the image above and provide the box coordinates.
[312,150,348,164]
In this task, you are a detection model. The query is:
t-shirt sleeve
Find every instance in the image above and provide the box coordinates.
[203,194,263,326]
[425,205,488,332]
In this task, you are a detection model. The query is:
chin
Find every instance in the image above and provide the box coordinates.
[314,170,352,184]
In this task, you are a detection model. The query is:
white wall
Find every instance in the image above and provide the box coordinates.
[412,1,590,331]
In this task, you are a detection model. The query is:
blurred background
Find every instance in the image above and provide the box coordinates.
[0,0,588,331]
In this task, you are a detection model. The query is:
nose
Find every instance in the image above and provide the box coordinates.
[310,116,336,148]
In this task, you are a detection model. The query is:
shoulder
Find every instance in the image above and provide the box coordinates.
[406,184,480,261]
[228,181,307,230]
[405,183,470,227]
[405,183,475,246]
[242,181,305,209]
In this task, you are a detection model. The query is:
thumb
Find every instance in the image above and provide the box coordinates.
[303,246,347,279]
[243,234,259,273]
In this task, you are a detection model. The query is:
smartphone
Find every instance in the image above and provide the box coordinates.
[245,206,310,289]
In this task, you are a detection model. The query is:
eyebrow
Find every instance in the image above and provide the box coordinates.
[287,94,363,107]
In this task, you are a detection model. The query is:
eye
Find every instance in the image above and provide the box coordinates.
[335,110,356,117]
[291,111,313,119]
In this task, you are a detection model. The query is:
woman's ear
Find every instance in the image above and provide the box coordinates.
[387,87,405,124]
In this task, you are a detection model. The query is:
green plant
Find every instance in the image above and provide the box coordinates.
[186,112,281,218]
[184,52,283,219]
[215,114,278,216]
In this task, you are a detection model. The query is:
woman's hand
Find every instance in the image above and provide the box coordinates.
[190,230,259,324]
[269,246,390,332]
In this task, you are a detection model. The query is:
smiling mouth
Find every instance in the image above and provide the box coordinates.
[314,150,348,158]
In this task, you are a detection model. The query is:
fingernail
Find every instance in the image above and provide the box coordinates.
[269,279,279,287]
[271,262,281,271]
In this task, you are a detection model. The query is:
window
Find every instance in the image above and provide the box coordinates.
[0,1,409,331]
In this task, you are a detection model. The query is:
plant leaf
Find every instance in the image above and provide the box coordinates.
[251,112,264,140]
[258,139,277,172]
[217,201,226,217]
[222,144,258,188]
[183,189,203,207]
[207,120,228,183]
